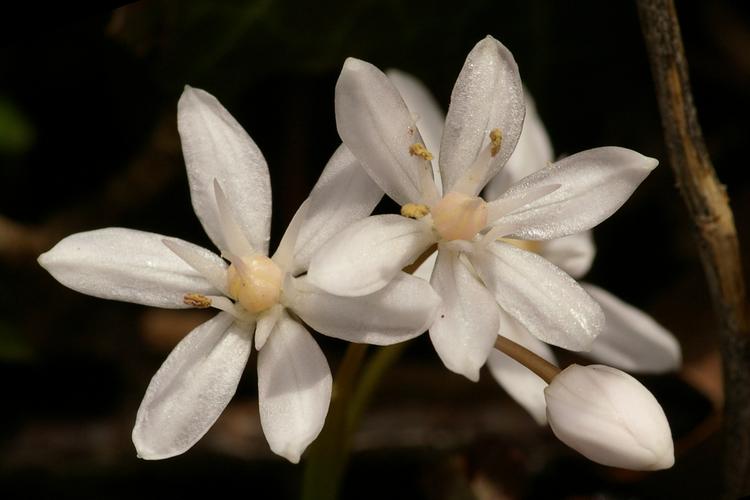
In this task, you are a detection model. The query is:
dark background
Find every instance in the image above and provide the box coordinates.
[1,1,748,498]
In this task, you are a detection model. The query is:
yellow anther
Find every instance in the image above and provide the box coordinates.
[401,203,430,219]
[409,143,434,161]
[490,128,502,157]
[184,293,212,308]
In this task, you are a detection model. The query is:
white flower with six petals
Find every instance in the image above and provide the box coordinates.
[38,86,439,463]
[308,36,659,383]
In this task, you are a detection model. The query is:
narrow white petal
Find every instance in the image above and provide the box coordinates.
[287,273,438,345]
[486,183,560,223]
[255,304,283,350]
[38,228,219,308]
[582,284,682,373]
[272,199,310,273]
[471,241,604,351]
[485,93,553,201]
[538,231,596,279]
[439,36,525,195]
[257,315,332,463]
[307,214,435,297]
[387,69,445,195]
[335,58,435,205]
[429,249,499,381]
[212,180,256,258]
[161,238,228,295]
[178,86,272,254]
[291,145,383,274]
[132,312,253,459]
[493,147,658,240]
[487,309,557,425]
[412,248,437,281]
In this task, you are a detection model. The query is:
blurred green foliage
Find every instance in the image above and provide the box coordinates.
[0,320,34,361]
[0,96,34,155]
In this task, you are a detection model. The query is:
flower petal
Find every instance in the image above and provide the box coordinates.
[487,309,557,425]
[429,248,499,381]
[387,69,445,195]
[582,283,682,373]
[132,312,252,459]
[412,248,437,281]
[492,147,658,240]
[161,238,229,295]
[257,314,332,463]
[291,145,383,275]
[287,273,438,345]
[178,86,272,254]
[439,36,525,195]
[470,241,603,351]
[255,304,283,351]
[212,179,256,259]
[538,231,596,279]
[335,58,435,205]
[307,214,435,297]
[38,228,220,308]
[271,199,310,273]
[484,93,553,201]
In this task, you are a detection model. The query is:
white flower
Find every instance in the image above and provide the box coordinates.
[544,364,675,470]
[389,70,681,425]
[482,92,682,424]
[307,36,657,383]
[38,86,439,463]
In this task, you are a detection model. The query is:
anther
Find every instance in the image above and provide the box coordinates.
[409,143,434,161]
[401,203,430,219]
[184,293,212,308]
[490,128,502,157]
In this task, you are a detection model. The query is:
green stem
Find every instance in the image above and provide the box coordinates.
[301,341,409,500]
[301,342,367,500]
[347,342,408,433]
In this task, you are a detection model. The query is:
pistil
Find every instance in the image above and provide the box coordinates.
[226,254,283,314]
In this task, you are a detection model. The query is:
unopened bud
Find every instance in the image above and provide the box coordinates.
[544,364,674,471]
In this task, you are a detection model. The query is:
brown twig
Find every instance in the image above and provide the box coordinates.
[636,1,750,496]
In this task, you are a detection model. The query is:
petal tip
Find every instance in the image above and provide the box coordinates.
[343,57,367,72]
[644,155,659,171]
[651,450,675,470]
[37,251,50,269]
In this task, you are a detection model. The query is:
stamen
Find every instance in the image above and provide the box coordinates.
[409,143,434,161]
[490,128,502,157]
[401,203,430,219]
[183,293,212,308]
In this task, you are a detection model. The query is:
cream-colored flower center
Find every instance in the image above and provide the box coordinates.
[227,255,283,314]
[431,191,488,241]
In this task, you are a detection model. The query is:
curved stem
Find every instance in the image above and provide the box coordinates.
[494,335,560,384]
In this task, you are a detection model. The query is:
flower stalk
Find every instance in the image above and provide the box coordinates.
[493,335,560,384]
[302,342,409,500]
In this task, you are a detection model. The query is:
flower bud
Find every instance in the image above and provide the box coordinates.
[544,364,674,470]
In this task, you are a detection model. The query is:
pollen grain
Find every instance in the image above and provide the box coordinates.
[409,143,434,161]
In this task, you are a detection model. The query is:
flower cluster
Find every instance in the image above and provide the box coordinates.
[38,35,676,471]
